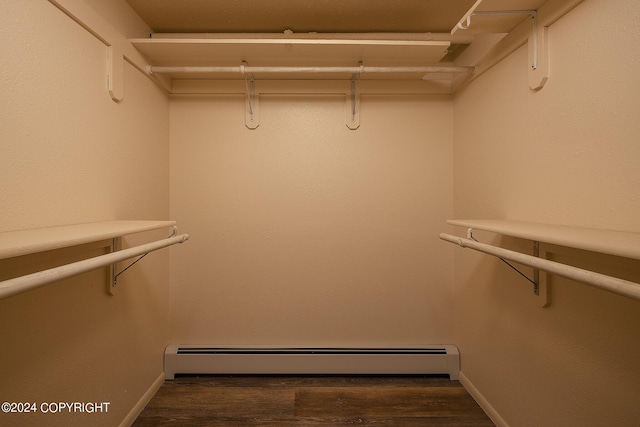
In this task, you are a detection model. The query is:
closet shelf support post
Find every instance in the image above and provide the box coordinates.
[532,240,552,307]
[242,61,259,129]
[454,9,549,90]
[346,62,362,130]
[465,228,550,306]
[108,226,180,295]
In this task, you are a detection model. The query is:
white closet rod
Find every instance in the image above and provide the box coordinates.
[0,234,189,300]
[147,65,475,75]
[439,233,640,302]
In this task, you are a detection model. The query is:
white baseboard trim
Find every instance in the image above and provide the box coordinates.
[459,371,508,427]
[119,372,164,427]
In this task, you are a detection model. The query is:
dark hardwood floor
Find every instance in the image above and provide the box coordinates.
[133,375,495,426]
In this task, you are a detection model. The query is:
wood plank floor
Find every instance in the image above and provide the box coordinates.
[133,375,495,426]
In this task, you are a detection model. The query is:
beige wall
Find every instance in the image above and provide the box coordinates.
[452,0,640,425]
[169,92,455,346]
[0,1,170,426]
[3,0,640,426]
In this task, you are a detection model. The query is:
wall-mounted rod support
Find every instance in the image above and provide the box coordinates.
[110,224,181,293]
[147,65,475,75]
[454,10,540,72]
[466,228,538,291]
[457,9,537,30]
[241,61,259,128]
[346,62,362,129]
[0,234,189,301]
[532,240,540,295]
[440,233,640,302]
[350,76,357,121]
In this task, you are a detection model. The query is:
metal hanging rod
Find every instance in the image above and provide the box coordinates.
[0,233,189,300]
[439,233,640,302]
[147,65,475,75]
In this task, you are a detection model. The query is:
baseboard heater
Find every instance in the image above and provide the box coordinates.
[164,345,459,380]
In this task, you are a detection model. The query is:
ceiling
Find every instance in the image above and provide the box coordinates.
[124,0,480,34]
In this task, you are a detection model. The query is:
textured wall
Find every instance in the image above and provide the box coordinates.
[452,0,640,425]
[169,92,454,346]
[0,1,170,426]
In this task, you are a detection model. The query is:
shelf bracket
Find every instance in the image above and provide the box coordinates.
[533,241,552,307]
[107,43,125,102]
[454,10,549,90]
[533,240,540,295]
[108,237,119,295]
[108,226,178,296]
[467,228,551,307]
[49,0,159,102]
[528,15,549,90]
[242,62,259,129]
[346,62,362,130]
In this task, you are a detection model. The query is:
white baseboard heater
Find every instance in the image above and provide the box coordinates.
[164,345,459,380]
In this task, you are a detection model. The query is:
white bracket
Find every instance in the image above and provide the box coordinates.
[242,62,259,129]
[533,241,552,307]
[108,226,178,295]
[107,237,119,295]
[346,63,362,130]
[454,10,549,90]
[49,0,172,103]
[107,43,125,102]
[529,19,549,90]
[467,228,551,307]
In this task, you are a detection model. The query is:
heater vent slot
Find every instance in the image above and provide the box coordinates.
[177,348,448,355]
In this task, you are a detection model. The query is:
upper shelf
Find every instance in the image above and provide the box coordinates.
[0,220,176,260]
[128,0,551,81]
[130,38,452,80]
[121,0,579,93]
[131,38,451,67]
[447,219,640,260]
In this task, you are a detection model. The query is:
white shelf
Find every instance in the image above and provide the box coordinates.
[131,38,451,80]
[131,38,450,67]
[447,219,640,260]
[129,1,549,74]
[0,220,176,260]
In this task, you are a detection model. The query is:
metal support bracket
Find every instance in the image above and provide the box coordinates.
[346,62,362,130]
[467,228,551,307]
[108,226,178,296]
[242,62,259,129]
